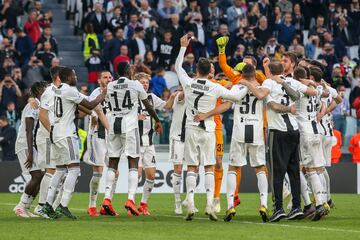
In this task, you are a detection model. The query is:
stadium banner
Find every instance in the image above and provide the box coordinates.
[0,154,358,194]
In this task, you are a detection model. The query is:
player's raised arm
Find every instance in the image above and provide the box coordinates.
[217,36,237,80]
[175,35,192,88]
[163,91,178,111]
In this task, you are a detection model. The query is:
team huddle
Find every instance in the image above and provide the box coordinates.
[13,34,341,223]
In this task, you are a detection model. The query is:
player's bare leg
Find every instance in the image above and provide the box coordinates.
[213,155,223,213]
[88,165,103,216]
[138,167,155,215]
[102,158,120,216]
[15,170,43,218]
[35,168,55,218]
[124,156,140,216]
[255,165,269,222]
[172,164,183,214]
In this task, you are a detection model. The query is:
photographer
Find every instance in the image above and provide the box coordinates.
[21,55,46,88]
[0,74,22,114]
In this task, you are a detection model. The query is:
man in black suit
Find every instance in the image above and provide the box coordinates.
[84,2,107,44]
[0,115,16,161]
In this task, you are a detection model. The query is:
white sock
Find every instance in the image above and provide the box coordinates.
[38,173,52,206]
[306,172,323,207]
[256,171,268,208]
[318,171,327,204]
[89,172,102,208]
[60,167,80,207]
[205,172,214,206]
[227,171,237,210]
[300,171,312,206]
[128,168,138,201]
[104,168,116,200]
[141,179,154,203]
[323,169,331,201]
[53,176,65,209]
[109,174,119,200]
[186,172,197,207]
[18,193,32,209]
[172,173,182,203]
[46,168,67,205]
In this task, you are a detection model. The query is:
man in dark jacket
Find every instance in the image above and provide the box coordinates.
[84,2,107,42]
[0,115,16,161]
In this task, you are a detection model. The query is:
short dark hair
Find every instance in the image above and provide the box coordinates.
[242,64,256,80]
[244,55,257,67]
[117,61,131,77]
[59,67,74,83]
[196,58,212,76]
[309,60,326,73]
[309,66,323,82]
[269,61,284,75]
[31,81,48,98]
[293,66,307,80]
[50,66,63,80]
[283,52,298,65]
[98,70,111,79]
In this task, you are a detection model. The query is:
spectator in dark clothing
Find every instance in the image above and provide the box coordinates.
[36,25,58,55]
[202,0,223,38]
[35,41,56,69]
[143,50,157,73]
[292,3,304,39]
[242,28,261,56]
[0,74,22,114]
[84,2,107,41]
[105,28,128,65]
[0,0,20,29]
[323,31,347,59]
[211,24,231,57]
[309,15,328,42]
[21,55,46,88]
[168,14,184,46]
[276,13,296,47]
[334,16,356,47]
[14,28,34,65]
[182,53,196,75]
[150,67,167,97]
[0,115,16,161]
[0,57,16,80]
[254,16,273,46]
[317,43,339,83]
[124,12,142,40]
[0,37,20,65]
[185,19,207,60]
[128,26,148,60]
[5,101,18,129]
[11,67,26,94]
[157,30,177,70]
[145,19,162,53]
[158,0,177,21]
[85,48,105,93]
[108,6,126,32]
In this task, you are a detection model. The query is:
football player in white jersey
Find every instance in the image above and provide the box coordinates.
[175,35,248,221]
[101,62,162,216]
[35,66,63,218]
[194,64,270,222]
[134,72,174,215]
[41,67,107,219]
[84,71,111,217]
[13,81,48,218]
[245,59,318,222]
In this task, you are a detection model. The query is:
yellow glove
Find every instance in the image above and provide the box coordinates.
[216,36,229,54]
[234,62,246,72]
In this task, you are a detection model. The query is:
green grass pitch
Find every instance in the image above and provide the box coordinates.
[0,193,360,240]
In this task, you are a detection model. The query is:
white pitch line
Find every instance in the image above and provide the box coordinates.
[1,202,360,234]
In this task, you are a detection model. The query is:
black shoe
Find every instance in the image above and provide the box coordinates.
[42,202,58,219]
[312,205,325,221]
[286,207,304,220]
[55,205,77,220]
[303,204,316,218]
[327,199,335,208]
[269,208,286,222]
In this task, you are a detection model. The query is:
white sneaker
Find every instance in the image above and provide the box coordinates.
[175,201,183,215]
[27,210,39,218]
[213,198,221,213]
[182,199,199,213]
[205,204,218,221]
[14,207,30,218]
[34,205,50,219]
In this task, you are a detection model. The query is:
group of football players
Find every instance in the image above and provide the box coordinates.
[12,34,341,223]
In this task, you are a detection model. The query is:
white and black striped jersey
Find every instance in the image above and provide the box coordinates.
[263,76,307,132]
[52,83,85,142]
[15,100,40,153]
[88,87,110,139]
[169,93,186,142]
[319,86,338,137]
[232,84,265,145]
[107,77,147,134]
[295,85,323,135]
[138,93,166,146]
[36,84,56,145]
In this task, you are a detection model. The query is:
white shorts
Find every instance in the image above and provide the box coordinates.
[184,127,215,166]
[107,128,140,159]
[84,134,107,166]
[229,140,266,167]
[52,137,80,166]
[17,147,40,173]
[138,145,156,169]
[300,133,325,168]
[37,139,55,169]
[169,139,185,165]
[321,135,333,167]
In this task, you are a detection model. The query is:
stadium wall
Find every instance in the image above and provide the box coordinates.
[0,154,358,194]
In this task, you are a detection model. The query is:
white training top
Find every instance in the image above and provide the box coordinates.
[138,93,166,146]
[263,76,307,132]
[232,84,265,145]
[88,87,110,138]
[52,83,85,142]
[107,77,147,134]
[15,100,39,153]
[36,84,56,145]
[175,47,241,132]
[169,93,186,141]
[319,86,338,137]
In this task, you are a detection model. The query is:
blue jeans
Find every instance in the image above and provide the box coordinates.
[333,115,347,136]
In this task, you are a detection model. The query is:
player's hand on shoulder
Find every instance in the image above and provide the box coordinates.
[28,97,39,109]
[138,113,147,121]
[155,121,163,134]
[24,154,33,169]
[271,75,284,84]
